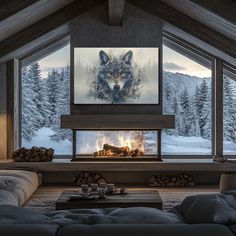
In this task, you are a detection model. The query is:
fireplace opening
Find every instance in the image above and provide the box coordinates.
[76,131,157,158]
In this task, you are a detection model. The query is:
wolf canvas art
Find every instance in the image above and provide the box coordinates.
[74,48,159,104]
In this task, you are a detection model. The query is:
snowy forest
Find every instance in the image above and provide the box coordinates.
[21,63,236,155]
[22,63,71,143]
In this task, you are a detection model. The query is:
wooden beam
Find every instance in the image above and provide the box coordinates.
[190,0,236,24]
[0,0,39,22]
[128,0,236,59]
[61,114,175,130]
[108,0,125,26]
[6,59,20,159]
[0,0,105,59]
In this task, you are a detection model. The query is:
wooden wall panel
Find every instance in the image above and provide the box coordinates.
[6,59,20,159]
[0,64,7,159]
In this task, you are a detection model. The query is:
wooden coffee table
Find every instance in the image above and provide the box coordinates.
[55,189,162,210]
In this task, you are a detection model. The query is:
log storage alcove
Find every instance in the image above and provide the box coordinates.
[61,114,175,161]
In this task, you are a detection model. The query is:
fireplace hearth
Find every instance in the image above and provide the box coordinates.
[61,114,175,161]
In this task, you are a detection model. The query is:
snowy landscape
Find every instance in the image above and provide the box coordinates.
[21,63,236,156]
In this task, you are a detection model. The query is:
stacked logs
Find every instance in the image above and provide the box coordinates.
[148,173,194,187]
[74,172,106,186]
[13,146,54,162]
[93,144,144,157]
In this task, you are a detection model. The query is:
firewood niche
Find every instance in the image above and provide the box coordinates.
[61,114,175,161]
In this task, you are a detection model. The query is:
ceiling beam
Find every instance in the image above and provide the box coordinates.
[128,0,236,59]
[0,0,39,22]
[0,0,105,59]
[190,0,236,24]
[108,0,125,26]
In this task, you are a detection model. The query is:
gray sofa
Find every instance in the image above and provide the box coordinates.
[0,223,234,236]
[1,189,236,236]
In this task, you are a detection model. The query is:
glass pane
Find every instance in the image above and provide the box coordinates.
[162,45,212,155]
[21,44,72,155]
[76,131,157,156]
[223,70,236,155]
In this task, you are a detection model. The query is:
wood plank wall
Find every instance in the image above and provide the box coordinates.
[0,64,7,159]
[0,59,21,160]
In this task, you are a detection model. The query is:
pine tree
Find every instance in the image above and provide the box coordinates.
[46,69,60,126]
[21,66,43,141]
[178,87,199,137]
[195,80,210,138]
[27,63,46,127]
[50,66,72,141]
[223,76,236,142]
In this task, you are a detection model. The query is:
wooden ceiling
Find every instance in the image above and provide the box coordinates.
[0,0,235,64]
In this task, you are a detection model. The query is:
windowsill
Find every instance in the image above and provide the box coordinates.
[0,158,236,172]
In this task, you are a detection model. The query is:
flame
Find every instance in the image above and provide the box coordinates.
[81,131,145,155]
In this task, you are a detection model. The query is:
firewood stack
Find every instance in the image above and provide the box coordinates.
[148,173,194,187]
[74,172,106,186]
[93,144,144,157]
[13,146,54,162]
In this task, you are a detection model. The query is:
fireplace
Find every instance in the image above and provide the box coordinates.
[61,114,175,161]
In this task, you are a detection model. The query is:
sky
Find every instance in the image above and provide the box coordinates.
[38,44,211,78]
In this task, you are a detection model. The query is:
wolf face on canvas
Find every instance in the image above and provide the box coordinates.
[94,50,141,104]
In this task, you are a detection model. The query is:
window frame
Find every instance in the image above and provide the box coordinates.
[17,32,236,160]
[223,63,236,157]
[19,36,72,159]
[162,31,225,159]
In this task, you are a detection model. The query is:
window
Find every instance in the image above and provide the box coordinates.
[223,67,236,155]
[162,42,212,155]
[21,44,72,155]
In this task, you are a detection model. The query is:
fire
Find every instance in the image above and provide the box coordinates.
[93,131,144,157]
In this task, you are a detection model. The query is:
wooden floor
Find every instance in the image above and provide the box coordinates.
[24,185,219,212]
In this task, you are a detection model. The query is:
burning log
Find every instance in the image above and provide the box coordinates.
[93,143,144,157]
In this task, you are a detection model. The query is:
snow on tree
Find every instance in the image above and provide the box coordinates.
[46,69,60,126]
[194,80,210,138]
[223,75,236,142]
[21,66,44,141]
[27,63,47,127]
[50,66,72,141]
[179,87,194,136]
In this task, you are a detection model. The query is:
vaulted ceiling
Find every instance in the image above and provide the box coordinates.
[0,0,235,65]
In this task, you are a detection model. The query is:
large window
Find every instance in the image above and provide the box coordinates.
[21,44,71,155]
[162,43,212,155]
[223,67,236,155]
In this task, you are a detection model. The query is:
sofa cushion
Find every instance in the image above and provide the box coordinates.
[0,224,59,236]
[46,207,183,225]
[0,170,39,206]
[174,192,236,224]
[57,224,234,236]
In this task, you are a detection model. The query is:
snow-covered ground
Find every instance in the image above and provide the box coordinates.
[162,134,211,155]
[22,128,72,155]
[22,128,236,156]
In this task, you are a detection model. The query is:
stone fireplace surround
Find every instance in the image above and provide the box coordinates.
[61,114,175,161]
